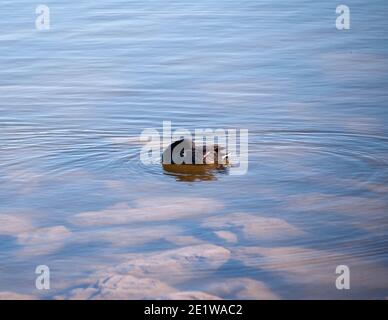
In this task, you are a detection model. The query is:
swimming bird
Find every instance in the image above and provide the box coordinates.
[162,138,228,165]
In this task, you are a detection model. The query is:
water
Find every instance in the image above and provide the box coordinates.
[0,0,388,299]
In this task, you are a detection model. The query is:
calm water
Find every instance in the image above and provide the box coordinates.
[0,0,388,299]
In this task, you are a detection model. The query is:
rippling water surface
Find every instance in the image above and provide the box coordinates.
[1,0,388,299]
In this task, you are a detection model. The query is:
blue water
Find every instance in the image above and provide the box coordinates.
[0,0,387,299]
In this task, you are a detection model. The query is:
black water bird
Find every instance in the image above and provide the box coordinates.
[162,138,228,165]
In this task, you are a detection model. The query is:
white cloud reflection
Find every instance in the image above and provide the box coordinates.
[0,214,33,235]
[71,197,223,227]
[60,244,231,300]
[17,226,72,256]
[214,230,238,243]
[234,246,388,294]
[63,274,222,300]
[204,278,279,300]
[203,213,304,241]
[0,292,36,300]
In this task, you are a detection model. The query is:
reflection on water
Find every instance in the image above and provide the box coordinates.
[0,0,388,299]
[163,164,229,182]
